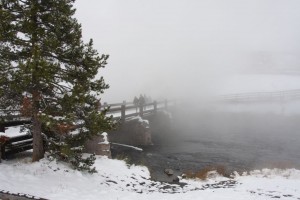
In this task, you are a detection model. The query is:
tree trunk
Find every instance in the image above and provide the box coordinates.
[31,4,44,162]
[32,114,44,161]
[32,91,44,162]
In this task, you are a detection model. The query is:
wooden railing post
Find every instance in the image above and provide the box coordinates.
[0,123,5,133]
[121,104,126,124]
[153,101,157,115]
[0,143,5,161]
[0,144,2,162]
[139,104,143,117]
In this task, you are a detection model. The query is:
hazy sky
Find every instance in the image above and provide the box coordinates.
[74,0,300,102]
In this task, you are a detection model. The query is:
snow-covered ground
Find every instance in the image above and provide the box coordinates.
[0,155,299,200]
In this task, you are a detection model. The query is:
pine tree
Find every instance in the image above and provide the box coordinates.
[0,0,114,169]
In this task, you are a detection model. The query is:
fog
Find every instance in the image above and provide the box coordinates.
[75,0,300,103]
[161,108,300,171]
[73,1,300,173]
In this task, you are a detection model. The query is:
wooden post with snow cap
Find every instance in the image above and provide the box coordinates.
[121,101,126,124]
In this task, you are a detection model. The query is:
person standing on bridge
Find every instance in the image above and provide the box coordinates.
[139,94,145,112]
[133,96,139,113]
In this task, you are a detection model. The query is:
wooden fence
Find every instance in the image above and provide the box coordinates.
[0,134,33,160]
[0,99,172,125]
[102,100,170,123]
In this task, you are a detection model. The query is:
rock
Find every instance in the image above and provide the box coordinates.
[139,182,146,185]
[173,176,180,183]
[181,173,187,179]
[164,168,174,176]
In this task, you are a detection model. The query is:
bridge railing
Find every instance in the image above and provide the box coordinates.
[102,100,171,123]
[0,99,173,127]
[219,89,300,103]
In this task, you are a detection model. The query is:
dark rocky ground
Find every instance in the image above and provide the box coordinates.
[0,190,48,200]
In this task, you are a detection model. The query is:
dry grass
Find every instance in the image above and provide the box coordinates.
[183,165,228,180]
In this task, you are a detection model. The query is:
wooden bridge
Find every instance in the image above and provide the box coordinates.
[0,99,172,159]
[219,89,300,104]
[103,100,171,122]
[0,100,171,125]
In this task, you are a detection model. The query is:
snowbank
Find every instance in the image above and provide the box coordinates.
[0,156,299,200]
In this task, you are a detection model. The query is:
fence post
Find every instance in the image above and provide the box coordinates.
[153,101,157,115]
[121,104,126,124]
[0,124,5,133]
[0,124,5,162]
[139,104,143,117]
[0,143,5,161]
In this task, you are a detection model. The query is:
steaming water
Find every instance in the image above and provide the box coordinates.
[112,105,300,182]
[122,107,300,182]
[148,130,300,181]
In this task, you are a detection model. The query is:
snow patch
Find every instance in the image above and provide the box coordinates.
[98,132,109,144]
[127,116,150,128]
[128,116,149,125]
[0,126,28,137]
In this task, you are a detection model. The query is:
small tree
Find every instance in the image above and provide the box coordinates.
[0,0,114,170]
